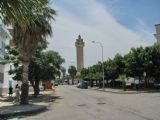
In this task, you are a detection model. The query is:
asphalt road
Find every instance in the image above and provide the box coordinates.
[15,85,160,120]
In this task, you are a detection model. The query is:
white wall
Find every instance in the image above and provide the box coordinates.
[0,64,4,95]
[3,64,17,90]
[0,24,12,95]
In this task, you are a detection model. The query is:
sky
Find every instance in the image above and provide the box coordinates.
[48,0,160,69]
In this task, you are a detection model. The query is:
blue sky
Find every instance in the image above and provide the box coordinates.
[99,0,160,31]
[48,0,160,68]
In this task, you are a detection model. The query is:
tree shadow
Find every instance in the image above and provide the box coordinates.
[0,104,47,119]
[0,92,63,103]
[29,93,63,103]
[0,93,63,119]
[0,96,14,102]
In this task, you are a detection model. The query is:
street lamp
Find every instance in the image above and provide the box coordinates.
[143,71,147,88]
[92,41,105,89]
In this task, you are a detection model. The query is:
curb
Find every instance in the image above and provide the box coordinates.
[91,88,137,94]
[0,104,47,118]
[90,88,160,94]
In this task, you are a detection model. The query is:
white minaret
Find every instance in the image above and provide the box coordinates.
[75,35,85,72]
[154,24,160,44]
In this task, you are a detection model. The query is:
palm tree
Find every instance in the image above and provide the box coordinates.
[1,1,56,104]
[68,66,77,85]
[16,7,55,104]
[61,67,66,84]
[61,67,66,78]
[0,0,48,25]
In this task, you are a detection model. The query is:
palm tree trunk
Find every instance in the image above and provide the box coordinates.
[72,79,74,85]
[20,61,29,104]
[34,80,40,97]
[96,80,97,86]
[30,79,40,97]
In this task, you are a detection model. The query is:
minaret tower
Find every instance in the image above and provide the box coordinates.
[154,24,160,44]
[75,35,85,72]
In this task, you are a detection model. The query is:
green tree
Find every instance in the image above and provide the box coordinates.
[1,0,56,104]
[81,68,89,79]
[29,50,64,97]
[118,74,128,91]
[103,59,118,87]
[40,51,64,80]
[61,67,66,79]
[3,45,22,81]
[68,66,77,85]
[13,4,55,104]
[80,44,160,89]
[3,41,64,97]
[124,47,144,79]
[143,44,160,85]
[0,0,48,26]
[28,41,48,97]
[113,54,125,75]
[61,67,66,84]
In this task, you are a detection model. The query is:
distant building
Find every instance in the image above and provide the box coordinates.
[75,35,85,73]
[2,28,18,95]
[154,24,160,44]
[0,24,11,95]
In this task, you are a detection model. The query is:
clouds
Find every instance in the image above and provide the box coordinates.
[48,0,155,69]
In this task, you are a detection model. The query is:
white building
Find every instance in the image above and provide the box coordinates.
[154,24,160,44]
[0,24,12,95]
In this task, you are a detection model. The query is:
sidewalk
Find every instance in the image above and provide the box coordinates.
[91,87,160,94]
[0,90,55,118]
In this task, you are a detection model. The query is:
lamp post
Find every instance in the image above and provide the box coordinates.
[143,71,146,88]
[92,41,105,89]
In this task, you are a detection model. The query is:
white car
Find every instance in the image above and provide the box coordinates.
[39,86,44,91]
[77,83,81,88]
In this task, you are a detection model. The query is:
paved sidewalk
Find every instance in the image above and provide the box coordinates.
[91,87,160,94]
[0,90,55,119]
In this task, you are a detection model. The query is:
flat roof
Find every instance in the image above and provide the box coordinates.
[155,24,160,26]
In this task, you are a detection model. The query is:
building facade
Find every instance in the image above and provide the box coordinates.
[0,24,11,95]
[154,24,160,44]
[3,28,18,94]
[75,35,85,73]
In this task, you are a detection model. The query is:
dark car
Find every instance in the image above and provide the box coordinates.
[77,81,88,89]
[54,83,59,86]
[154,83,160,89]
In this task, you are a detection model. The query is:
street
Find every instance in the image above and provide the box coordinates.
[13,85,160,120]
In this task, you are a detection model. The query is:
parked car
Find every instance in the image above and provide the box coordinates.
[29,85,44,91]
[39,86,44,91]
[77,83,81,88]
[77,81,88,89]
[54,83,59,86]
[154,83,160,89]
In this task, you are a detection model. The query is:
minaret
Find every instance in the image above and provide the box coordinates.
[154,24,160,44]
[75,35,85,72]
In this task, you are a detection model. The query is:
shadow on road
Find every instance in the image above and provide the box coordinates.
[0,92,63,104]
[0,104,47,119]
[0,92,63,119]
[29,93,63,103]
[0,96,14,102]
